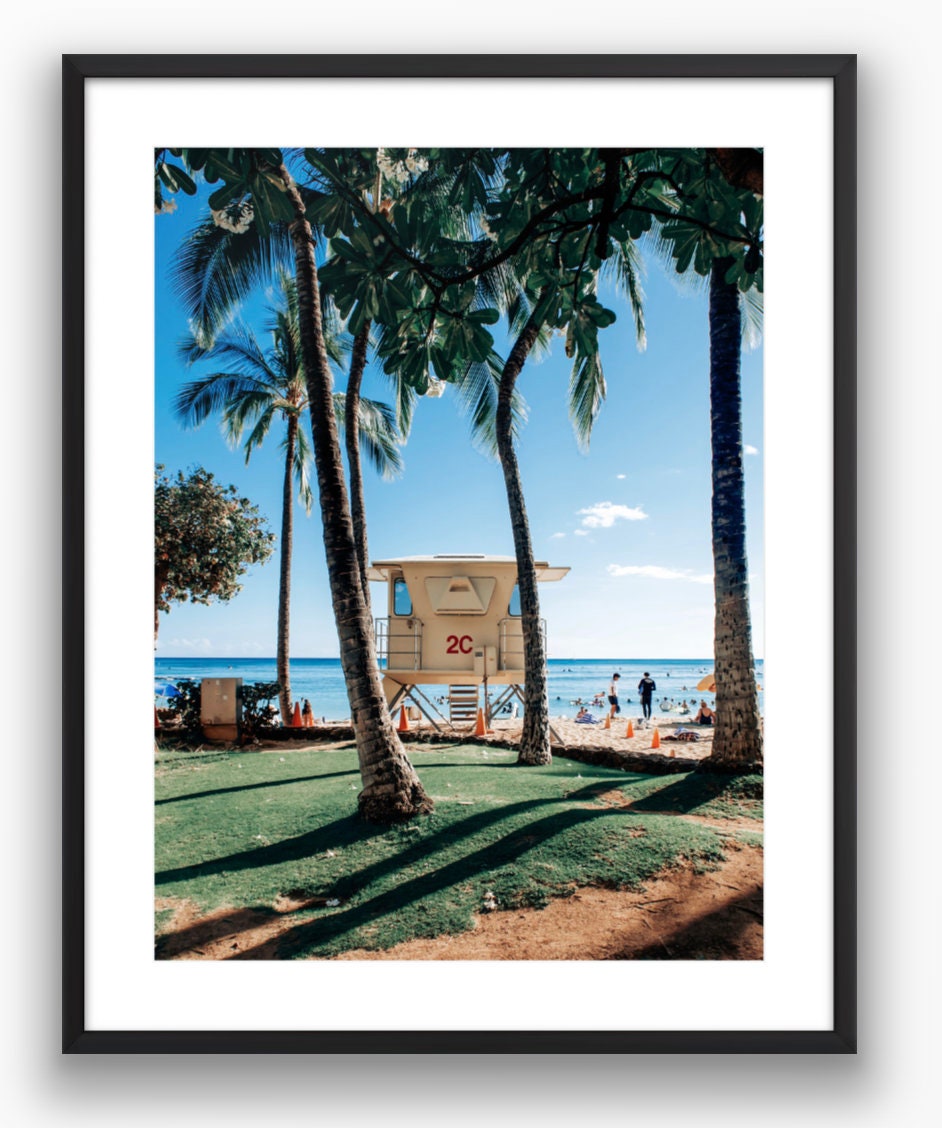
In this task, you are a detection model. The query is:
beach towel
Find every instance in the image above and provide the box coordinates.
[575,715,598,724]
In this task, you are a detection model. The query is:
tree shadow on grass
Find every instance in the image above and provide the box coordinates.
[155,813,385,886]
[628,772,754,816]
[155,768,360,806]
[225,796,650,960]
[158,770,645,893]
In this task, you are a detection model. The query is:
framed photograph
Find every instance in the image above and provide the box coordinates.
[63,54,856,1053]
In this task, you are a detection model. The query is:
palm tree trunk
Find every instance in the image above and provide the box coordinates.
[154,564,169,642]
[706,258,763,772]
[275,164,431,821]
[496,313,551,766]
[277,415,297,725]
[345,321,372,614]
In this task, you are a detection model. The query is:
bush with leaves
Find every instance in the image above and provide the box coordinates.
[162,679,282,742]
[241,682,281,737]
[154,464,274,641]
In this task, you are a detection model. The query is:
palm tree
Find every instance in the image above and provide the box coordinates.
[167,150,432,822]
[704,257,763,771]
[174,274,404,728]
[487,216,646,765]
[327,148,645,766]
[642,148,764,770]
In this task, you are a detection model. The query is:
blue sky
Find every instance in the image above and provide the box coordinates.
[154,165,763,660]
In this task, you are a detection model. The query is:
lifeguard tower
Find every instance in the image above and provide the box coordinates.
[367,554,569,731]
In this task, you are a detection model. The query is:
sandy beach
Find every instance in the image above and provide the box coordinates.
[443,714,715,768]
[246,712,716,768]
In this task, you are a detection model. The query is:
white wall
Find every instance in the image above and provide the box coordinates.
[1,4,935,1124]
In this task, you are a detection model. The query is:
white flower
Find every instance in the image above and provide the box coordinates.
[479,216,498,242]
[211,202,254,235]
[404,149,429,175]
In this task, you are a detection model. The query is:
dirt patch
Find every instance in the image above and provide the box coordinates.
[332,844,763,961]
[155,844,762,962]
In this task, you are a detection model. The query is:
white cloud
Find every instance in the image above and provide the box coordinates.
[744,444,759,456]
[578,501,648,528]
[550,532,566,539]
[160,636,214,651]
[607,564,713,584]
[573,529,589,537]
[616,473,626,479]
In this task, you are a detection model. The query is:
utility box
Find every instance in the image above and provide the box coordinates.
[473,645,498,677]
[200,677,242,742]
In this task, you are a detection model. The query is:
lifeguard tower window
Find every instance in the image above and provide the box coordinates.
[393,578,412,616]
[509,584,521,616]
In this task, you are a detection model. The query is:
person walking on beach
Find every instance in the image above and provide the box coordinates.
[607,673,621,719]
[638,672,656,720]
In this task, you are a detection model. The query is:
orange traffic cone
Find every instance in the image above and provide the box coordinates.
[651,728,660,749]
[473,708,487,737]
[291,701,303,727]
[603,714,611,730]
[397,705,410,732]
[625,720,634,738]
[302,699,314,727]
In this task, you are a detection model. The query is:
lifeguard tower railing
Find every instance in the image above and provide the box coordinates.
[498,617,546,670]
[374,617,423,670]
[374,616,546,672]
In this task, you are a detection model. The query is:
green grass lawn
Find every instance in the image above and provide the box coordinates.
[155,742,762,959]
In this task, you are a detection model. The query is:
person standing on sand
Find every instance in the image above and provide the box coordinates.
[607,673,621,718]
[638,672,656,720]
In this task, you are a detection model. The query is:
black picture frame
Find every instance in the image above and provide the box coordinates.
[62,53,856,1054]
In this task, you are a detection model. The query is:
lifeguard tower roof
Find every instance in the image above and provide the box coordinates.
[367,554,569,583]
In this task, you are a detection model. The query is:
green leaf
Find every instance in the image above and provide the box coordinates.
[208,183,244,212]
[468,307,500,325]
[157,162,197,195]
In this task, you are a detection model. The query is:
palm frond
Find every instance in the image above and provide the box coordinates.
[222,391,277,447]
[321,292,354,369]
[333,393,404,480]
[601,240,647,350]
[169,219,293,345]
[740,287,764,351]
[569,350,607,452]
[179,322,282,388]
[238,404,277,462]
[173,371,273,429]
[452,350,528,458]
[376,366,418,440]
[288,420,315,513]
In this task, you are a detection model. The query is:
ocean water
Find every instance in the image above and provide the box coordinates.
[155,656,764,722]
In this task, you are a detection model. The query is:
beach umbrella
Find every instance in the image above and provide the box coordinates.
[694,667,762,694]
[155,680,181,699]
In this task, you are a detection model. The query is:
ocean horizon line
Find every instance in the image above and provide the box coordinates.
[157,655,764,663]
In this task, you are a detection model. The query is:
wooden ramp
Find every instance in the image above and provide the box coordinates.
[448,685,479,728]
